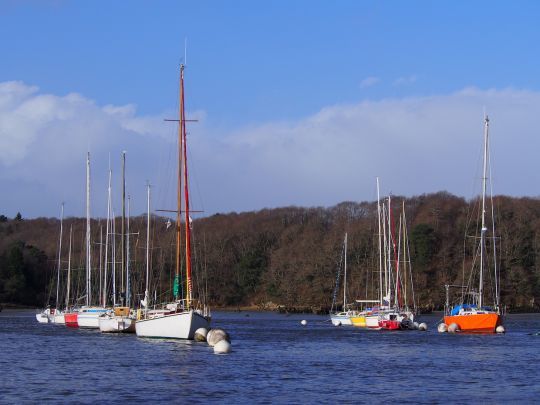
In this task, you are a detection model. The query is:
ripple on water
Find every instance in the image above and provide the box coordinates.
[1,310,540,403]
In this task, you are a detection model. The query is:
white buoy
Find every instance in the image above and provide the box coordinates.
[194,328,208,342]
[418,322,428,331]
[214,340,232,354]
[437,323,448,333]
[496,325,505,334]
[207,329,231,347]
[334,321,341,327]
[413,322,419,330]
[301,320,307,326]
[448,323,460,333]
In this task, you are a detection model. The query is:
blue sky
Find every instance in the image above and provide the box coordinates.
[1,1,540,218]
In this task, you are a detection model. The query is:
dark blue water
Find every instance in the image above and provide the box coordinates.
[1,310,539,403]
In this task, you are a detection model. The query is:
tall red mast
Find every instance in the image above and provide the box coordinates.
[180,64,193,308]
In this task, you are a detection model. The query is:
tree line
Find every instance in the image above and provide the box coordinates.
[1,192,539,312]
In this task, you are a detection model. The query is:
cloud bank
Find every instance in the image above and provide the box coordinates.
[1,81,538,218]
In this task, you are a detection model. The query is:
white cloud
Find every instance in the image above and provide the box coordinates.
[394,75,417,86]
[1,81,539,218]
[360,76,380,88]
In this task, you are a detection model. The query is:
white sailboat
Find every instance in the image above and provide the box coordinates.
[36,203,65,324]
[135,63,210,340]
[99,157,135,333]
[52,203,65,324]
[351,178,387,329]
[78,152,108,328]
[330,233,355,326]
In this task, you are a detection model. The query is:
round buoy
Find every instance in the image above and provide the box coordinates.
[413,322,419,330]
[207,328,231,347]
[194,328,208,342]
[496,325,505,334]
[214,340,232,354]
[334,321,341,327]
[437,323,448,333]
[448,323,460,333]
[301,320,307,326]
[418,322,428,331]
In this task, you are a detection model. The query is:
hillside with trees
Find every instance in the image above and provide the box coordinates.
[1,192,540,312]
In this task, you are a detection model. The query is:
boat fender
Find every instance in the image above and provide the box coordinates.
[214,340,231,354]
[207,329,231,347]
[194,328,208,342]
[448,323,460,333]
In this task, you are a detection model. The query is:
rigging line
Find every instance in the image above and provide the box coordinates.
[485,128,500,308]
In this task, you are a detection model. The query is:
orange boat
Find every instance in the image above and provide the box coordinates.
[443,306,501,333]
[442,116,504,335]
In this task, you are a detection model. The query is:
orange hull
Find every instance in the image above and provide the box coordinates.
[444,313,501,333]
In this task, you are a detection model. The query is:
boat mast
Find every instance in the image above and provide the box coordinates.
[55,203,64,309]
[174,65,184,302]
[377,178,383,306]
[85,152,91,307]
[180,63,194,308]
[65,225,72,310]
[103,165,112,307]
[126,194,131,307]
[112,210,116,307]
[402,201,408,308]
[121,151,126,305]
[479,115,489,309]
[389,196,401,308]
[343,233,348,311]
[99,226,102,307]
[144,183,150,313]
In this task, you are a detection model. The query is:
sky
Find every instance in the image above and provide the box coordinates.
[1,1,540,219]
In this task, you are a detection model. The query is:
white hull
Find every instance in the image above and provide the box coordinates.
[330,313,353,326]
[366,315,381,329]
[53,313,65,325]
[78,307,108,328]
[99,315,135,333]
[36,313,50,323]
[136,309,210,340]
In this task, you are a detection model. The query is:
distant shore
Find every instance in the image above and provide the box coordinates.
[5,303,539,314]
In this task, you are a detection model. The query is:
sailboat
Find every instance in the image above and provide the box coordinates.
[135,63,210,340]
[74,152,108,328]
[377,197,417,330]
[63,225,78,327]
[52,204,66,324]
[330,233,355,326]
[443,116,503,333]
[350,179,386,329]
[36,203,65,324]
[99,152,136,333]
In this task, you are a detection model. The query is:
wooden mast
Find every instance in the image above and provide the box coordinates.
[180,64,193,308]
[174,65,184,302]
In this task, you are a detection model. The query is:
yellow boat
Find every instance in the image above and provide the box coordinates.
[350,314,366,327]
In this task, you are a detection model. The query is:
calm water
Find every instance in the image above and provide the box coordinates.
[1,310,539,403]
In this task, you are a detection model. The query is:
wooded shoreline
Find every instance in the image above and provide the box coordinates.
[2,192,540,312]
